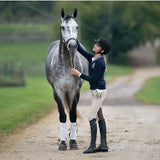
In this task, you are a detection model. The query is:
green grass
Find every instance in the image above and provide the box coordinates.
[135,76,160,105]
[0,42,51,62]
[0,41,52,76]
[0,23,52,34]
[0,76,55,134]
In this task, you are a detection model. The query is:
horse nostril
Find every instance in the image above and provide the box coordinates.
[69,43,75,50]
[68,40,77,51]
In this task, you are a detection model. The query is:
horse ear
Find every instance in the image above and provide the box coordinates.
[72,8,78,19]
[61,8,65,21]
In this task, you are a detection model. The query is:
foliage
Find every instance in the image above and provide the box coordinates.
[0,1,54,20]
[0,76,54,134]
[135,76,160,105]
[51,1,160,60]
[111,2,160,57]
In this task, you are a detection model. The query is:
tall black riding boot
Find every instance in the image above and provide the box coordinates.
[83,118,97,154]
[95,119,108,152]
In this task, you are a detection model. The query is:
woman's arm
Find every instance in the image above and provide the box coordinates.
[71,61,103,84]
[77,41,94,61]
[80,62,102,83]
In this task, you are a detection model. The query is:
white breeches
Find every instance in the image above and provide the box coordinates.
[88,89,106,121]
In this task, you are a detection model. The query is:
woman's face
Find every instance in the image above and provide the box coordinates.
[92,43,102,54]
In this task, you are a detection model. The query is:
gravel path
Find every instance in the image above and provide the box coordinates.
[0,67,160,160]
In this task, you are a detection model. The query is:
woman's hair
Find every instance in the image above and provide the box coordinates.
[103,55,108,71]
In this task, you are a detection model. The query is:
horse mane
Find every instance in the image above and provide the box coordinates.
[64,15,74,23]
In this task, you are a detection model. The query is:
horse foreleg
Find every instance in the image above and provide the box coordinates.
[69,93,80,150]
[69,91,80,122]
[54,90,67,151]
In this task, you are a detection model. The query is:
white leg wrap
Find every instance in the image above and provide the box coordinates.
[60,123,67,141]
[70,122,77,140]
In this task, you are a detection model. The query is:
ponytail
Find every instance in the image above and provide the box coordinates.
[103,54,107,71]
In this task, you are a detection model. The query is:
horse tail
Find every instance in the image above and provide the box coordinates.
[65,93,70,113]
[65,92,82,119]
[76,108,82,119]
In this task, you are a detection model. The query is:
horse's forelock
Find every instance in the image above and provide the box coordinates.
[64,15,74,23]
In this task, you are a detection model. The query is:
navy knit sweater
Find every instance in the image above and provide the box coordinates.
[77,42,106,90]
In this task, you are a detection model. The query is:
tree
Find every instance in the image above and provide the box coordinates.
[111,1,160,58]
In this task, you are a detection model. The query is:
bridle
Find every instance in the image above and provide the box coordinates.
[62,37,77,48]
[61,37,77,68]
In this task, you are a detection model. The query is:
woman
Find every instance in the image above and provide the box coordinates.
[71,38,111,154]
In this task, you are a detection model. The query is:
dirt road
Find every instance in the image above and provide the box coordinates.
[0,67,160,160]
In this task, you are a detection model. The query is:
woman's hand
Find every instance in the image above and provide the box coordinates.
[71,68,81,76]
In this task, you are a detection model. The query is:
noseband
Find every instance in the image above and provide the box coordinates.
[62,37,77,48]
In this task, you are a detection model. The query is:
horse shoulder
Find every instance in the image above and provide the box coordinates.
[47,40,60,56]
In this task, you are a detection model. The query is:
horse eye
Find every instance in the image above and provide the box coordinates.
[61,26,65,30]
[76,26,79,30]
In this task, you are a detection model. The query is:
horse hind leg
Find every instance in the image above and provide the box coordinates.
[69,93,80,150]
[53,90,67,151]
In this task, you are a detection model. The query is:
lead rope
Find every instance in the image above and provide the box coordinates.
[69,51,76,69]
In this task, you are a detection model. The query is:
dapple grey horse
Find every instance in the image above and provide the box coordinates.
[46,8,88,150]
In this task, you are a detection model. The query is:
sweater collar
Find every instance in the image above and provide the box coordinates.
[92,55,103,62]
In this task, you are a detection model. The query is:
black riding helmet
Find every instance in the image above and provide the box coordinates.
[94,38,111,55]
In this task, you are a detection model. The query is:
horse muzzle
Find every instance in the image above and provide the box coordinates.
[67,39,77,53]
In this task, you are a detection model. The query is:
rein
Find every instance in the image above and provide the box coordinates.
[69,51,76,69]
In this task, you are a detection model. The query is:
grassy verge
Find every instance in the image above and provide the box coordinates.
[0,76,55,134]
[135,76,160,105]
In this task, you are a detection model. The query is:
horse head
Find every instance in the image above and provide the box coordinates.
[60,8,78,53]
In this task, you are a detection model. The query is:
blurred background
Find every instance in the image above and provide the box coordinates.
[0,1,160,83]
[0,1,160,134]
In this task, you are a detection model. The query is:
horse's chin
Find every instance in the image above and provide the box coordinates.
[68,49,77,54]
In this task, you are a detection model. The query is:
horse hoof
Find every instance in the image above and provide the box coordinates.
[58,141,67,151]
[70,140,79,150]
